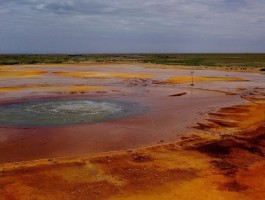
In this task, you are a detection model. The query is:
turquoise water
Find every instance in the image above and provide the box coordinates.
[0,99,139,127]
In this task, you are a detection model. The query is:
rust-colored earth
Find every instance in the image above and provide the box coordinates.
[0,63,264,200]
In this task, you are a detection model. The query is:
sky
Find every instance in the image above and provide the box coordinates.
[1,0,265,53]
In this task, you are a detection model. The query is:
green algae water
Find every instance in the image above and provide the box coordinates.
[0,99,140,127]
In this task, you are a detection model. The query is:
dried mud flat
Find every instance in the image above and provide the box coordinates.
[0,64,264,200]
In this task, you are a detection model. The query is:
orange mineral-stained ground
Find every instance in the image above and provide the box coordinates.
[0,102,264,200]
[53,71,156,79]
[0,64,264,200]
[0,85,107,94]
[0,67,46,79]
[166,76,247,84]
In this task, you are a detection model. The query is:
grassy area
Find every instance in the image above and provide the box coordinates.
[0,54,265,70]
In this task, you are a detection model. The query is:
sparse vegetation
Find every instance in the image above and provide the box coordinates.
[0,54,265,69]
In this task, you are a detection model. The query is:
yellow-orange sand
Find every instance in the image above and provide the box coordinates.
[0,85,106,93]
[53,71,155,79]
[0,67,46,78]
[166,76,247,84]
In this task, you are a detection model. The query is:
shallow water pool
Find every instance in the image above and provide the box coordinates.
[0,99,139,127]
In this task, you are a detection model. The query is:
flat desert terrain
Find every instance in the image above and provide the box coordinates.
[0,63,264,200]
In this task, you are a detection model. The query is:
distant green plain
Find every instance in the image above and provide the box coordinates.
[1,54,265,71]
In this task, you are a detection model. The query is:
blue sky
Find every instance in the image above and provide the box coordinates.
[1,0,265,53]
